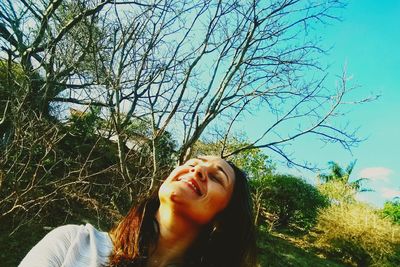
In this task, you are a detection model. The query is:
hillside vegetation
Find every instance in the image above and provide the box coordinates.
[1,117,399,266]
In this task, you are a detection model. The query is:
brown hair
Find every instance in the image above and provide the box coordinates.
[109,193,160,267]
[108,161,257,267]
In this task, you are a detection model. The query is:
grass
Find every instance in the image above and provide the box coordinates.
[0,217,49,267]
[257,227,351,267]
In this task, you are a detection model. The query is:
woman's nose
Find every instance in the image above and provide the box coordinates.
[190,165,206,181]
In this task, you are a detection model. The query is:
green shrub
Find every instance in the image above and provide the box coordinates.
[68,107,102,139]
[382,199,400,225]
[251,174,328,230]
[314,202,400,266]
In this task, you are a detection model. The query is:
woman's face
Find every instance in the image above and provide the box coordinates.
[158,156,235,225]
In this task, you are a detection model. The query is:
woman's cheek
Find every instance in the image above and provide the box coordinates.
[165,166,185,181]
[208,189,231,213]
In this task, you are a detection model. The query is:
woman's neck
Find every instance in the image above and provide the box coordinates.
[146,205,201,267]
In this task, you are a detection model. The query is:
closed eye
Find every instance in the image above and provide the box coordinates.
[209,174,222,184]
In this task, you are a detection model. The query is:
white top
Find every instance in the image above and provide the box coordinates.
[19,223,114,267]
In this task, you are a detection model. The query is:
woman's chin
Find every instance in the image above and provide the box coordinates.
[160,183,199,203]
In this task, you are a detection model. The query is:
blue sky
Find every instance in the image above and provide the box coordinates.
[270,1,400,207]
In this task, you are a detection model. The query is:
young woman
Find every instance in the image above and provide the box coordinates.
[19,156,257,267]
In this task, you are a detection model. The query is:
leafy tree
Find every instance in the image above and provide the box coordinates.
[318,160,371,192]
[0,60,46,146]
[68,107,102,140]
[382,198,400,225]
[229,147,274,180]
[228,145,276,227]
[317,180,358,205]
[254,174,328,229]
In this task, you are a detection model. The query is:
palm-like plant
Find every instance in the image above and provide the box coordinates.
[318,160,371,192]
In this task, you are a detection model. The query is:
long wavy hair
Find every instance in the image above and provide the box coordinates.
[108,161,257,267]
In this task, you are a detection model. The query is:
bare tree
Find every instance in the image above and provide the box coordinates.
[97,0,368,168]
[1,0,373,202]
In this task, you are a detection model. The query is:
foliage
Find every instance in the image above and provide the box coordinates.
[0,60,46,146]
[382,199,400,225]
[318,161,371,192]
[317,180,357,205]
[254,174,329,230]
[153,131,177,172]
[314,202,400,266]
[122,116,177,187]
[229,146,275,180]
[0,60,23,104]
[227,144,277,228]
[68,106,102,139]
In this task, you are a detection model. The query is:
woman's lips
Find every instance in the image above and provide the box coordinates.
[177,177,202,196]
